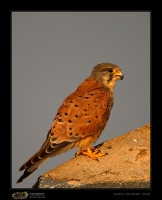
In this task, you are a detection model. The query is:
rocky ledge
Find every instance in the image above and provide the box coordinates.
[33,123,150,189]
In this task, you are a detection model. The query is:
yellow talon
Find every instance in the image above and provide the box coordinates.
[76,147,107,161]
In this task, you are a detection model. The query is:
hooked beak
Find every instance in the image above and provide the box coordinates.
[115,71,124,80]
[118,74,124,80]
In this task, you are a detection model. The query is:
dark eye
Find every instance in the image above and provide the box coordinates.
[108,69,113,72]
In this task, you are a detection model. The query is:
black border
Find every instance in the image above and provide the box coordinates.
[10,10,152,197]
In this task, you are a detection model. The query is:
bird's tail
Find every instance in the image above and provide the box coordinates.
[16,158,48,184]
[16,140,75,184]
[16,169,37,184]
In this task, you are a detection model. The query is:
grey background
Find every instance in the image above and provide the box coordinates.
[12,12,150,188]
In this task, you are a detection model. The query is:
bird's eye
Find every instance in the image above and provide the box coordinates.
[108,69,113,72]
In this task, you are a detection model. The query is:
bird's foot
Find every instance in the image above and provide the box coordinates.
[75,147,107,161]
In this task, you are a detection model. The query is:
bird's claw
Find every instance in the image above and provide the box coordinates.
[75,147,106,161]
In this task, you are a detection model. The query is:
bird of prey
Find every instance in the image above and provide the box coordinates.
[16,62,124,183]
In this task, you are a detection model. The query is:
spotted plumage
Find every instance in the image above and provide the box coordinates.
[16,62,124,183]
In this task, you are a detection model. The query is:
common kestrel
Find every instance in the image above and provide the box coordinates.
[16,62,124,183]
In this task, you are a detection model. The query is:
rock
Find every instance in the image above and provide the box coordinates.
[33,123,150,188]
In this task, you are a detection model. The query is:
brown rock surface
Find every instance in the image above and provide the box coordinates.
[33,123,150,188]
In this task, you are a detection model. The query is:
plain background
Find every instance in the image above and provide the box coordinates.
[12,12,150,188]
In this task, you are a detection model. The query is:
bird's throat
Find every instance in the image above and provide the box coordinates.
[102,79,117,93]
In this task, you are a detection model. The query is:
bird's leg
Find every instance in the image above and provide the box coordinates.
[83,147,107,160]
[82,147,98,160]
[75,148,96,157]
[90,146,101,154]
[75,147,107,160]
[75,149,84,157]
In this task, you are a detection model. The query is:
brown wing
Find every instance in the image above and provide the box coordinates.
[49,77,111,145]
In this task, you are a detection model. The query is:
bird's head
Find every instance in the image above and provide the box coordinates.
[91,63,124,90]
